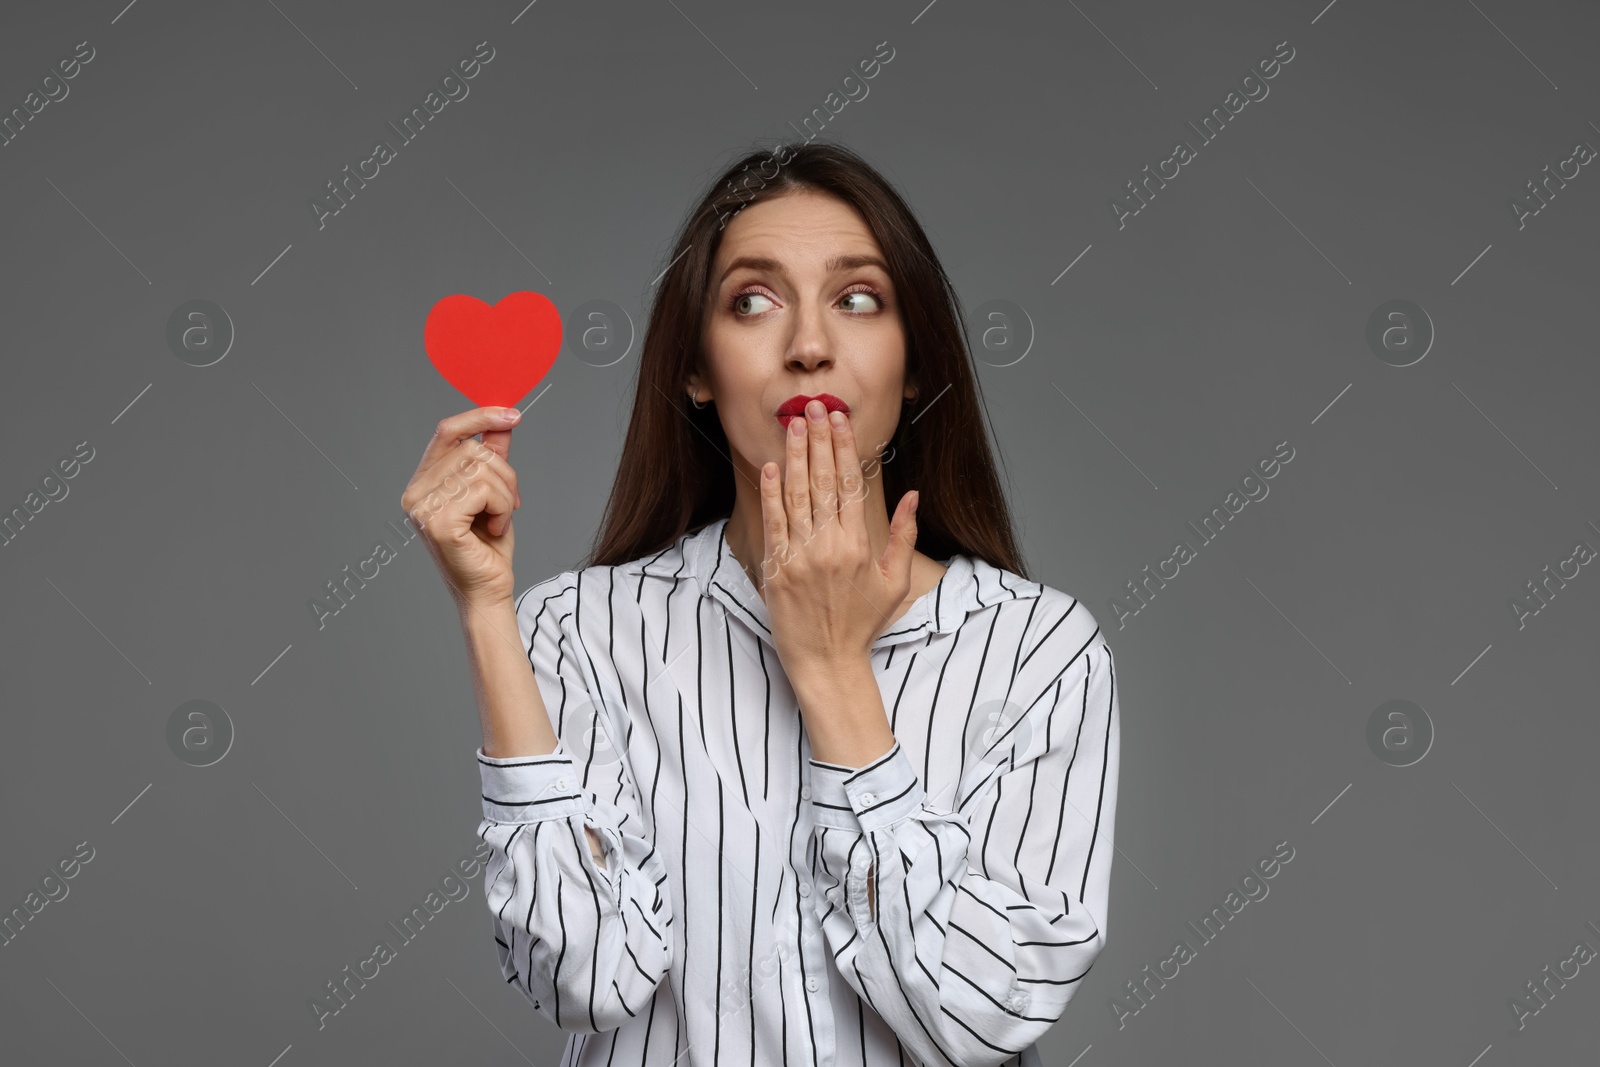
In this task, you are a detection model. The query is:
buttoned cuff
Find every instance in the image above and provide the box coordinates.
[807,740,924,833]
[477,742,589,824]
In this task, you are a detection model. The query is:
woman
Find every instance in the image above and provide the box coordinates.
[402,141,1120,1067]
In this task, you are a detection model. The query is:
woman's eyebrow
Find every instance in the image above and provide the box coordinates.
[717,253,890,285]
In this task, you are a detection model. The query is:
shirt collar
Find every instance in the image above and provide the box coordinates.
[626,515,1041,651]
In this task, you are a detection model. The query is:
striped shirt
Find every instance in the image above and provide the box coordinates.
[475,515,1120,1067]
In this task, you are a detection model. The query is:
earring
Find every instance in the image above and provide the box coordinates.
[690,386,708,409]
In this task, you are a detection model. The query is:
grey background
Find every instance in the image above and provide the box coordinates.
[2,0,1597,1064]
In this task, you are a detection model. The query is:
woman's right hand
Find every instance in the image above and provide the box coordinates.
[401,405,525,610]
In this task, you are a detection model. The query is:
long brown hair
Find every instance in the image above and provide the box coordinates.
[585,139,1028,579]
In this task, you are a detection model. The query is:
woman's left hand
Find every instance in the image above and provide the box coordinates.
[759,399,920,678]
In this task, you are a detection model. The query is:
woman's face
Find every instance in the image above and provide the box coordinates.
[696,188,912,487]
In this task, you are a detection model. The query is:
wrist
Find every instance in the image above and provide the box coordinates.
[457,593,516,624]
[791,655,894,768]
[788,652,874,702]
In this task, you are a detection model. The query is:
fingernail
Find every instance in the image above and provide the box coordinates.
[501,407,521,422]
[829,411,845,429]
[807,400,825,421]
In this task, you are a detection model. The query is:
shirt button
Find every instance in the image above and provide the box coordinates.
[857,792,876,806]
[801,785,811,800]
[798,882,811,898]
[555,778,569,791]
[806,976,819,993]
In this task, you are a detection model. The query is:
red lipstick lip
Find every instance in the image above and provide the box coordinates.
[776,393,850,419]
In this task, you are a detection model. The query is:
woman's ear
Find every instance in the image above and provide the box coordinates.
[686,374,713,406]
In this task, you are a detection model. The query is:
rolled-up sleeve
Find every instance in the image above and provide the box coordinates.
[807,631,1120,1067]
[475,571,673,1034]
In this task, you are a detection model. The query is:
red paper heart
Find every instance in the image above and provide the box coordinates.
[423,291,563,408]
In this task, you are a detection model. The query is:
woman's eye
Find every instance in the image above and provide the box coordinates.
[839,289,882,313]
[733,291,775,315]
[730,287,882,315]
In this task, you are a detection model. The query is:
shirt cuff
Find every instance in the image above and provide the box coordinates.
[477,742,589,824]
[807,740,925,833]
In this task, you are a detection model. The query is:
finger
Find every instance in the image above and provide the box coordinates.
[806,400,838,529]
[784,409,812,538]
[481,427,510,459]
[880,490,919,592]
[413,440,517,533]
[462,451,517,538]
[461,439,519,514]
[476,432,520,508]
[830,410,866,538]
[759,460,788,585]
[418,436,520,515]
[422,466,514,541]
[415,406,521,477]
[465,475,516,539]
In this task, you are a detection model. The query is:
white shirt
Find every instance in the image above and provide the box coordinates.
[475,515,1120,1067]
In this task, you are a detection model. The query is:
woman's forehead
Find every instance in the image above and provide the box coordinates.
[715,192,879,260]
